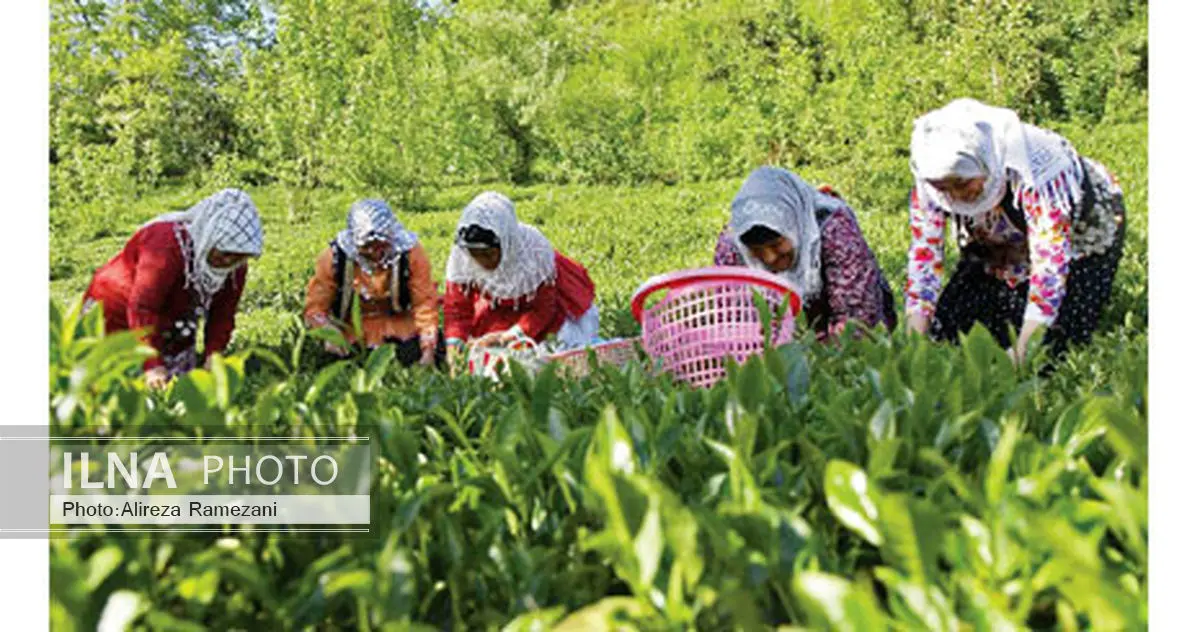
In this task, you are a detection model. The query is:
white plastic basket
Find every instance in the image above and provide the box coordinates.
[465,334,547,382]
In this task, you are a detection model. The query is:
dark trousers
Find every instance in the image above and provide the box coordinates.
[388,331,448,368]
[930,226,1125,360]
[318,331,448,368]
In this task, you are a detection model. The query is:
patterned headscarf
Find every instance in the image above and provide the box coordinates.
[728,167,840,301]
[335,199,419,273]
[910,98,1084,218]
[144,188,264,308]
[444,191,556,301]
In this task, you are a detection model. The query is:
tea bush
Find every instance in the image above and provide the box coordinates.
[47,0,1147,629]
[47,120,1148,629]
[48,293,1147,630]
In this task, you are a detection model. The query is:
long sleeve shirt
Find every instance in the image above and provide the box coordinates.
[442,250,596,346]
[905,172,1075,325]
[443,279,565,345]
[84,222,246,371]
[303,243,440,347]
[713,204,895,340]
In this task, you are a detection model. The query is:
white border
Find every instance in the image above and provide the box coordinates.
[0,0,48,627]
[1148,2,1199,628]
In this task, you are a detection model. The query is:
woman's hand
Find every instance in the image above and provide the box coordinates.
[474,332,501,347]
[1011,320,1043,367]
[419,349,436,367]
[418,335,438,367]
[145,367,171,391]
[324,341,351,357]
[474,330,513,347]
[306,312,331,329]
[906,312,931,337]
[419,340,437,367]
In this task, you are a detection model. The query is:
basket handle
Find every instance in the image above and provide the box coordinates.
[630,266,804,322]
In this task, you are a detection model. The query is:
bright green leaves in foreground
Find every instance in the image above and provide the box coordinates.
[816,414,1146,632]
[48,301,1146,630]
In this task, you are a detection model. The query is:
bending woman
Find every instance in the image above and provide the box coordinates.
[83,188,264,389]
[905,98,1126,362]
[304,199,441,366]
[443,191,599,362]
[713,166,897,341]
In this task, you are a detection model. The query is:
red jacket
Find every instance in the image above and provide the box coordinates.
[84,222,247,371]
[444,252,595,343]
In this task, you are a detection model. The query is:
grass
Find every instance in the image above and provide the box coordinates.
[46,120,1149,631]
[48,123,1147,359]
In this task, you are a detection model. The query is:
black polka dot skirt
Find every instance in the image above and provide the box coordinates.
[930,191,1127,360]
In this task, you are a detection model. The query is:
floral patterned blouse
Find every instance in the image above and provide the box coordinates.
[714,202,897,340]
[905,156,1124,326]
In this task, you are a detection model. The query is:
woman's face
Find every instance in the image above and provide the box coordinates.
[207,249,251,270]
[928,176,988,203]
[468,247,502,271]
[358,239,392,265]
[749,235,796,273]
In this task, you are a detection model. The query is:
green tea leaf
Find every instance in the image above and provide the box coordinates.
[985,420,1022,506]
[502,606,567,632]
[177,568,220,605]
[84,545,124,592]
[878,495,940,584]
[96,590,148,632]
[323,569,375,598]
[792,572,887,632]
[875,567,956,632]
[1087,397,1146,470]
[633,492,664,588]
[144,611,208,632]
[552,596,653,632]
[824,460,883,546]
[364,343,394,387]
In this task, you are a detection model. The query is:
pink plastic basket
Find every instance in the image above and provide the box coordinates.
[630,267,804,388]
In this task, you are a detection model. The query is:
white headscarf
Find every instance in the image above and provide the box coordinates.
[909,98,1083,218]
[445,191,556,301]
[335,199,419,274]
[144,188,264,309]
[728,166,841,301]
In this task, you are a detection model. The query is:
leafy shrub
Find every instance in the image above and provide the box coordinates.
[48,296,1147,630]
[50,0,1147,200]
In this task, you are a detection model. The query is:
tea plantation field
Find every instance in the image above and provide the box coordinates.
[48,121,1147,630]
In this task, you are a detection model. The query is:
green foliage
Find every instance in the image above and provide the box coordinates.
[51,0,1147,207]
[50,1,266,213]
[48,297,1148,630]
[48,1,1148,629]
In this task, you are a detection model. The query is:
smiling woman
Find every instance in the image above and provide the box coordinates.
[713,166,897,341]
[904,98,1128,366]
